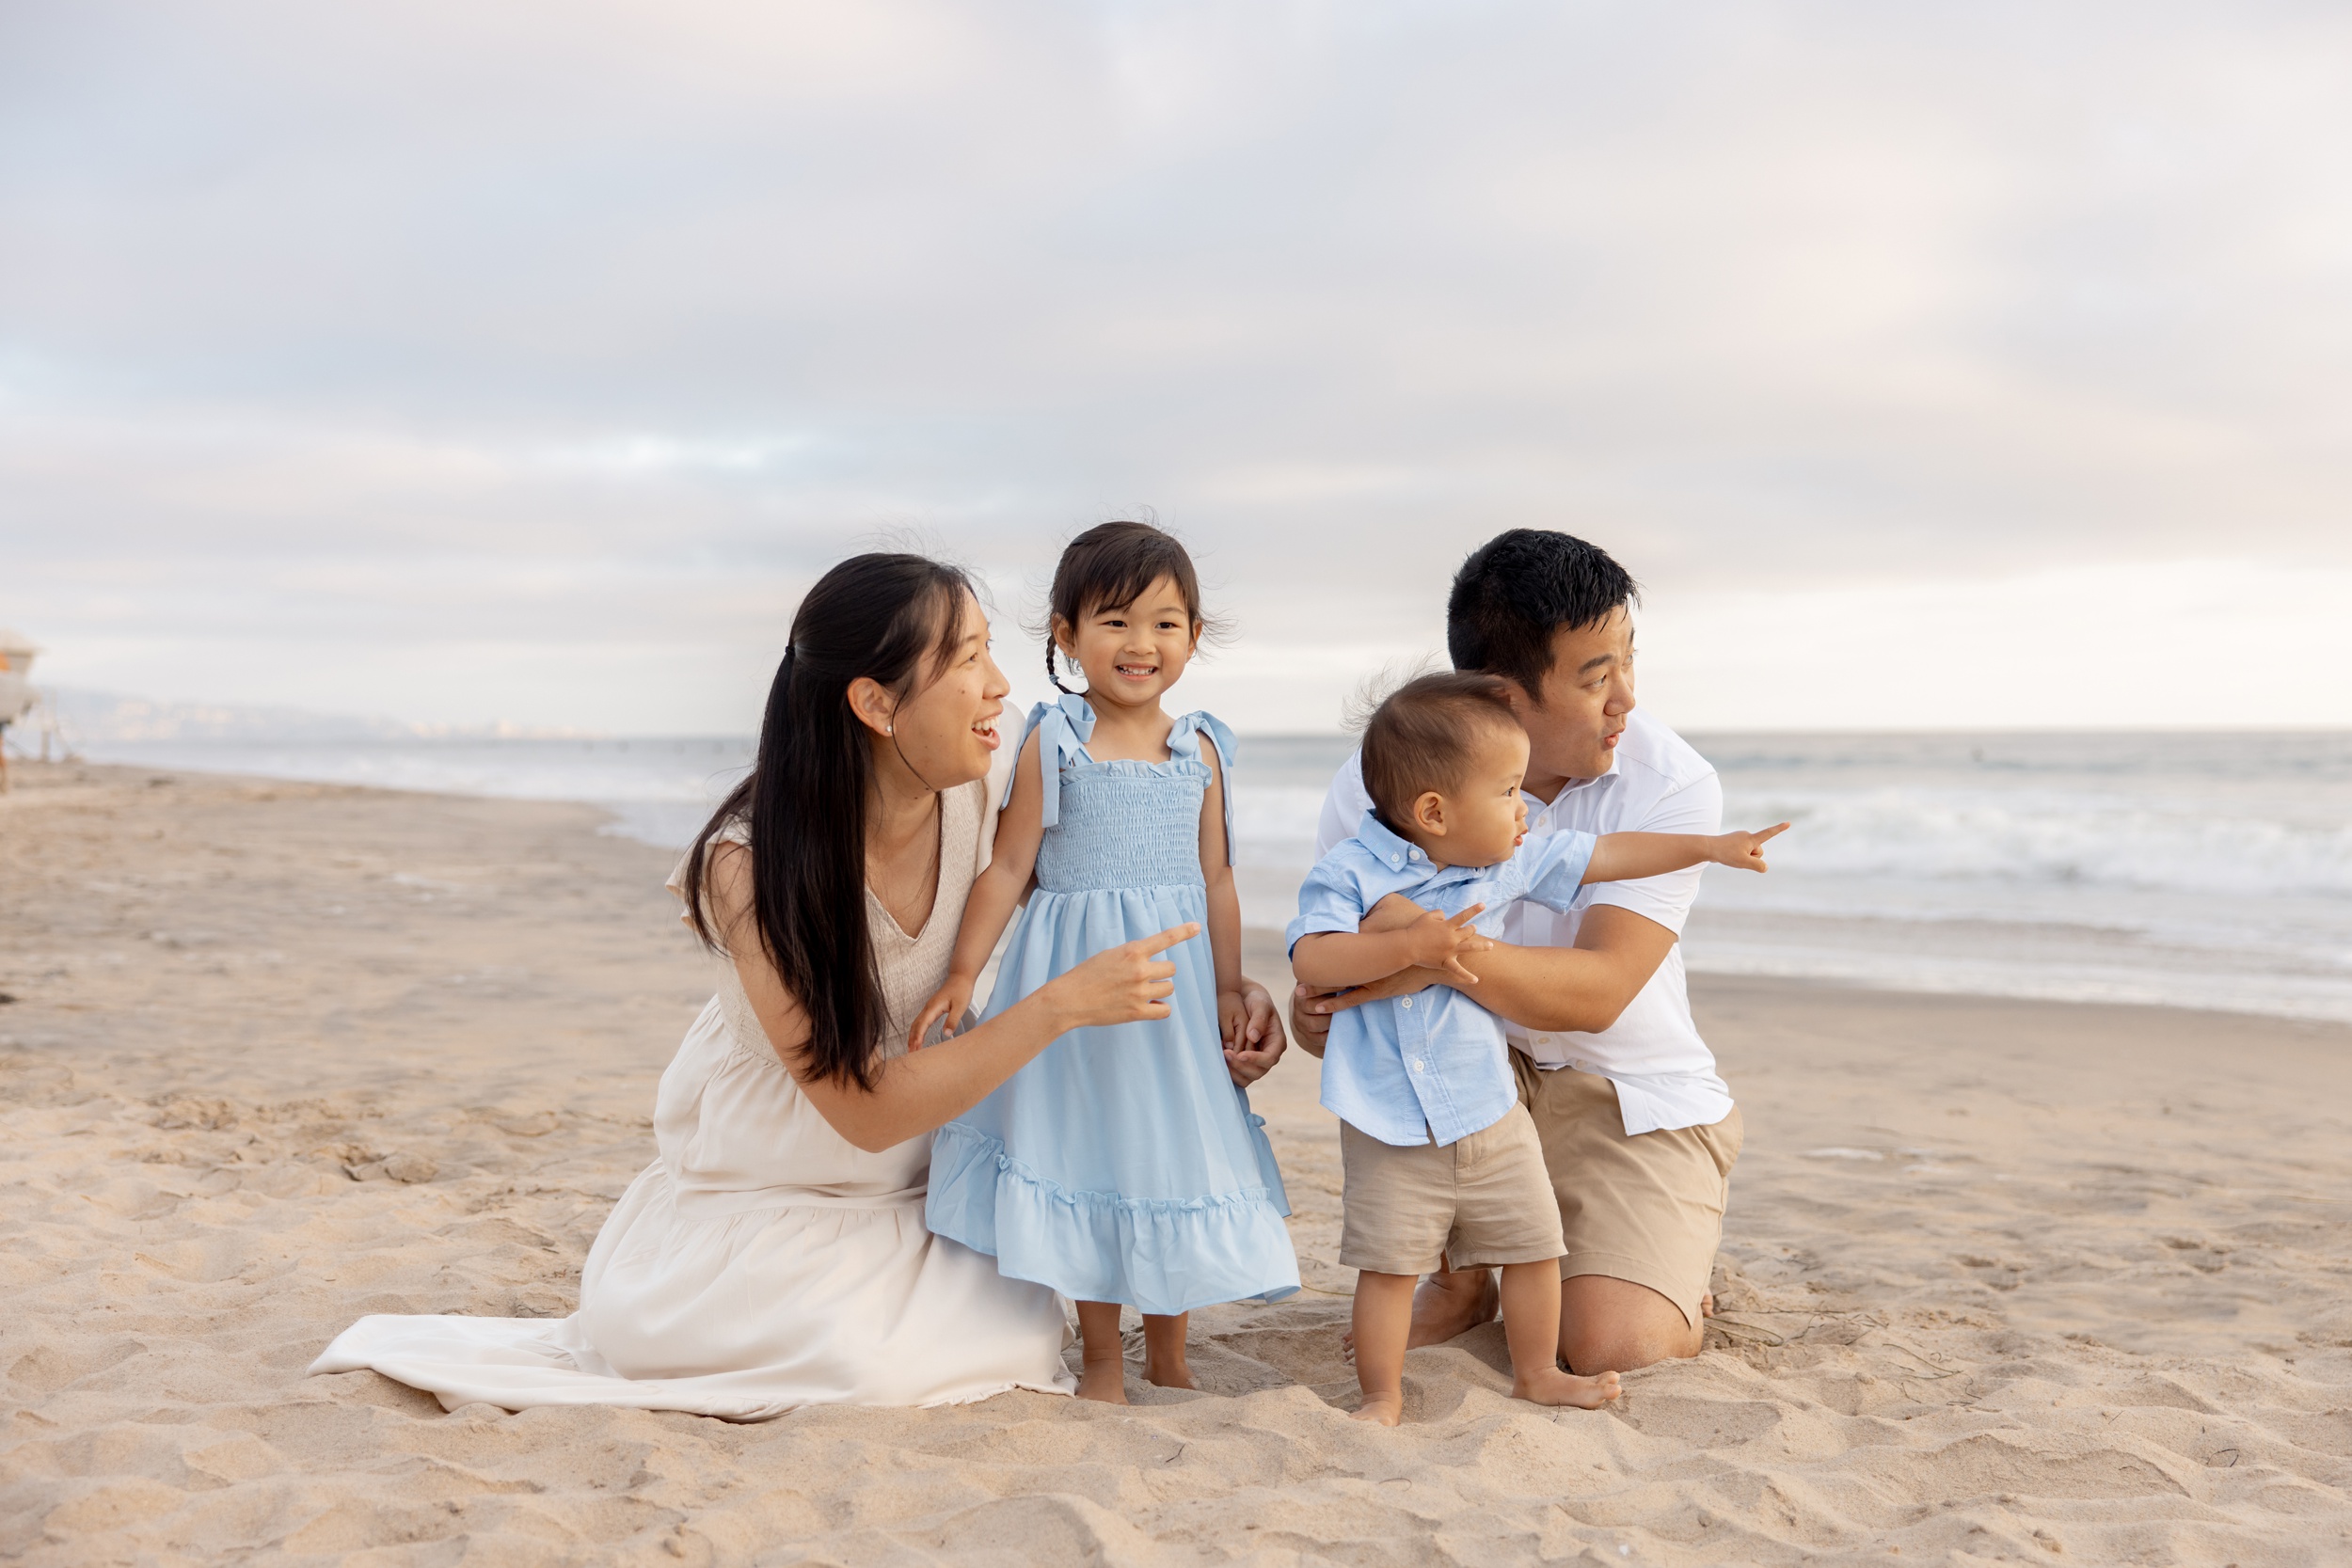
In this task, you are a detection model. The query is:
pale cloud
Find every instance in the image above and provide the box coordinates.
[3,1,2348,731]
[1637,561,2352,733]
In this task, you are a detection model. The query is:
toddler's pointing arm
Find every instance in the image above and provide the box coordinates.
[1581,821,1789,885]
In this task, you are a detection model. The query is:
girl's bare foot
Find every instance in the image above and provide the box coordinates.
[1141,1312,1195,1389]
[1073,1301,1130,1403]
[1076,1356,1130,1403]
[1350,1391,1405,1426]
[1514,1366,1621,1409]
[1143,1354,1196,1389]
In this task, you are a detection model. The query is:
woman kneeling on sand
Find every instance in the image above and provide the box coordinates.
[312,552,1287,1418]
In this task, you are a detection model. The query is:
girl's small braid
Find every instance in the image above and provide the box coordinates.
[1047,637,1073,693]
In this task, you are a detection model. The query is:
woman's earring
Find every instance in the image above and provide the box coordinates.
[885,724,894,736]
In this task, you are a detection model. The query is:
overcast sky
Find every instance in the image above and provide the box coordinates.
[6,0,2350,734]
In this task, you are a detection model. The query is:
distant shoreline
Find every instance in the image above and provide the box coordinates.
[16,756,2348,1033]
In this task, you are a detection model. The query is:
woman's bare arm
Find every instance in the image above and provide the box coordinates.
[706,842,1198,1152]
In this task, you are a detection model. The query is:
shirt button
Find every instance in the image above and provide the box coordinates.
[1400,998,1411,1010]
[1412,1059,1425,1071]
[1408,848,1422,861]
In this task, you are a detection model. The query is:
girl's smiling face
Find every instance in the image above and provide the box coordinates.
[1055,573,1201,712]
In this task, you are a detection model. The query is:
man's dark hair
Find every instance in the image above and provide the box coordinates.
[1359,671,1521,830]
[1446,531,1638,698]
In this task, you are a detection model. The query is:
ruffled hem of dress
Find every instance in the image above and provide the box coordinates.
[925,1121,1300,1317]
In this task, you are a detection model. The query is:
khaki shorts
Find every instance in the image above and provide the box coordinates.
[1513,1053,1743,1331]
[1338,1105,1567,1276]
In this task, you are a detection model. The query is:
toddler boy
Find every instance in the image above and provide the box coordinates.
[1287,671,1783,1425]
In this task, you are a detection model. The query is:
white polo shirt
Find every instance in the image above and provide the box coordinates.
[1313,705,1732,1136]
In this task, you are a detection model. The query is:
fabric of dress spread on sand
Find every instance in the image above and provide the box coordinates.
[925,694,1299,1317]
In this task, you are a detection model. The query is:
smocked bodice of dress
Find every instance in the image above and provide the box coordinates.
[1015,693,1239,895]
[659,779,991,1208]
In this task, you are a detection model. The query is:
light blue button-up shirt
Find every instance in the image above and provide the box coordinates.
[1286,812,1597,1148]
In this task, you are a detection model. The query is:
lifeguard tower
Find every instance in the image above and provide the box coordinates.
[0,628,41,792]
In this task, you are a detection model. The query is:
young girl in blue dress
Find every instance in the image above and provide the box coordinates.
[913,521,1297,1402]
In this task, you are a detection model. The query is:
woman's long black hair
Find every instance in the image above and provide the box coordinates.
[682,552,976,1090]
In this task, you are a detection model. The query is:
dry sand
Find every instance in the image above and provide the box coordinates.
[3,760,2348,1565]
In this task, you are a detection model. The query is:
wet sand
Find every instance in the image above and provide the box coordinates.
[3,761,2347,1563]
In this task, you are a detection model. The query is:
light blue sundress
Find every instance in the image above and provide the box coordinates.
[926,693,1299,1317]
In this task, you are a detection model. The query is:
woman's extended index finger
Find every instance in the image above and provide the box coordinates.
[1133,923,1203,957]
[1754,822,1792,844]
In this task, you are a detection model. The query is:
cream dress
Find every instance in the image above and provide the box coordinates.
[310,779,1075,1418]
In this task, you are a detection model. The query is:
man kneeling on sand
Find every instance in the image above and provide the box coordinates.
[1291,671,1783,1422]
[1294,529,1744,1376]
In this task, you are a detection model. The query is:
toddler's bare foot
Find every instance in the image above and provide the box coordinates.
[1076,1358,1130,1404]
[1514,1365,1620,1409]
[1350,1391,1404,1426]
[1700,1291,1716,1318]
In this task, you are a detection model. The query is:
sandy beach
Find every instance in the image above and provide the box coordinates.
[4,760,2348,1565]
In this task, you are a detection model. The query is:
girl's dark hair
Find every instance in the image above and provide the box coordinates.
[1359,671,1522,829]
[1043,520,1214,693]
[682,552,975,1090]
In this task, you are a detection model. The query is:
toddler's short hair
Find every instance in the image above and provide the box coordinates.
[1359,671,1522,829]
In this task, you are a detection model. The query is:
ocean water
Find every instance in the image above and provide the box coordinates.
[75,729,2352,1024]
[1226,732,2352,1024]
[1683,730,2352,1023]
[75,736,758,850]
